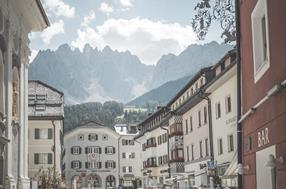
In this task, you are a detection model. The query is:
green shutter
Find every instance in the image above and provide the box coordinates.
[48,154,52,164]
[48,129,53,139]
[34,154,39,164]
[35,129,39,139]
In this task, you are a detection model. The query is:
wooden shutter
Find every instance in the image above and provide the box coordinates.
[48,128,53,139]
[99,147,101,154]
[105,147,107,154]
[71,162,74,169]
[79,147,82,154]
[71,147,73,154]
[85,162,88,169]
[98,162,102,169]
[34,154,39,164]
[79,162,82,169]
[113,147,115,154]
[35,129,39,139]
[113,162,116,168]
[105,162,108,168]
[85,147,88,154]
[48,154,52,164]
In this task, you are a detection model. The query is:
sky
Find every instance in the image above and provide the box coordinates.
[29,0,223,65]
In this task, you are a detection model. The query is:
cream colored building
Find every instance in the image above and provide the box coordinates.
[0,1,49,188]
[28,81,64,179]
[135,107,170,189]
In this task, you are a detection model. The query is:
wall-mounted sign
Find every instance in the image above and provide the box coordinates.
[258,127,270,148]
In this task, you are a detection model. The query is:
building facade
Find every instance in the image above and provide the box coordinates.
[206,50,238,187]
[239,0,286,188]
[0,0,49,188]
[175,68,215,188]
[28,80,64,178]
[64,122,120,189]
[114,124,142,188]
[135,107,170,189]
[166,67,214,188]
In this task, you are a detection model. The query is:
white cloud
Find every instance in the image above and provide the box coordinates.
[99,2,114,15]
[44,0,75,18]
[40,20,64,45]
[120,0,133,7]
[71,18,196,65]
[81,11,96,27]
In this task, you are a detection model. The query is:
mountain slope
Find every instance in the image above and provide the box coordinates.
[127,75,192,106]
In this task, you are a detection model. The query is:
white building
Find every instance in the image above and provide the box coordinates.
[64,122,120,189]
[135,107,170,189]
[28,80,64,178]
[114,124,142,188]
[0,0,49,188]
[205,50,238,187]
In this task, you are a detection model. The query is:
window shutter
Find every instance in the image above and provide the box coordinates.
[34,154,39,164]
[35,129,39,139]
[105,147,107,154]
[85,162,88,169]
[96,135,98,140]
[99,162,102,169]
[113,162,116,168]
[71,162,74,169]
[99,147,101,154]
[71,147,73,154]
[79,147,82,154]
[105,162,108,168]
[48,154,52,164]
[85,147,88,154]
[113,147,115,154]
[48,128,53,139]
[79,162,82,169]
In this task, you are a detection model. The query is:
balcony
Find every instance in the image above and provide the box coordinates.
[145,143,157,149]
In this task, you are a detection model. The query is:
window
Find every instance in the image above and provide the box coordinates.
[86,162,102,169]
[228,134,234,152]
[251,0,270,82]
[28,94,35,103]
[105,161,116,169]
[71,161,81,169]
[195,83,198,91]
[190,116,193,132]
[215,102,221,119]
[71,146,81,155]
[185,119,188,134]
[36,94,46,101]
[129,152,135,159]
[198,110,201,127]
[129,140,134,145]
[102,134,108,140]
[88,133,98,141]
[225,96,232,113]
[191,144,194,160]
[105,146,115,154]
[106,175,116,187]
[86,146,101,154]
[205,138,209,156]
[199,141,203,158]
[122,139,128,145]
[203,106,207,124]
[128,166,132,173]
[78,134,84,141]
[122,153,126,159]
[34,153,52,164]
[218,138,223,155]
[35,128,52,139]
[123,166,126,173]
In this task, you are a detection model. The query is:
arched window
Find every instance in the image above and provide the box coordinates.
[0,50,4,114]
[106,175,116,187]
[12,66,19,118]
[87,174,101,188]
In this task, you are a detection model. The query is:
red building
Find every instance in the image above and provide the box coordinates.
[239,0,286,188]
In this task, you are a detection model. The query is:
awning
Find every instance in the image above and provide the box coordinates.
[222,151,238,179]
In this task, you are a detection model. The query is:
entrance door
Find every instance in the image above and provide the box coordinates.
[256,145,275,189]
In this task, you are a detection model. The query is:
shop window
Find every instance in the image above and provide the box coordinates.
[251,0,270,82]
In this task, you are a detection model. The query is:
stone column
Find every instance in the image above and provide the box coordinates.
[5,18,16,189]
[18,43,30,189]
